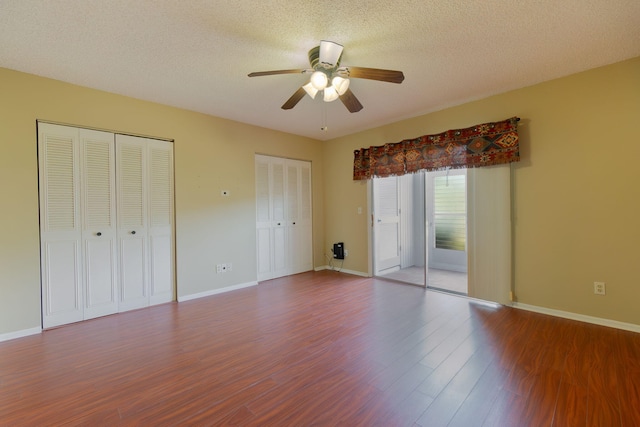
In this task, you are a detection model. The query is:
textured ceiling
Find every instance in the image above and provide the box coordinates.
[1,0,639,140]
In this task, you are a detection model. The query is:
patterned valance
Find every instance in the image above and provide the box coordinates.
[353,117,520,180]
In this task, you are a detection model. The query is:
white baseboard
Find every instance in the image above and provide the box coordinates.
[178,281,258,302]
[0,326,42,343]
[314,265,370,278]
[512,302,640,333]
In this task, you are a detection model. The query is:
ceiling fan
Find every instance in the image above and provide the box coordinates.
[248,40,405,113]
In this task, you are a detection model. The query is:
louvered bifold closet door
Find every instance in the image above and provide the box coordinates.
[270,158,288,279]
[80,129,118,319]
[297,161,313,273]
[255,155,313,281]
[255,155,273,280]
[147,139,174,305]
[286,160,313,275]
[38,123,84,328]
[116,135,149,312]
[286,162,300,275]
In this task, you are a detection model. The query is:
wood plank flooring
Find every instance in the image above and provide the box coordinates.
[1,270,639,426]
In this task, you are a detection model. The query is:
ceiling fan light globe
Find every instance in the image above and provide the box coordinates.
[302,82,318,99]
[332,76,350,95]
[310,71,328,90]
[323,86,339,102]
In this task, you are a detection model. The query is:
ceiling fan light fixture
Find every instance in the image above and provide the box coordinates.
[319,40,343,68]
[323,85,339,102]
[310,70,328,90]
[302,82,318,99]
[332,76,350,95]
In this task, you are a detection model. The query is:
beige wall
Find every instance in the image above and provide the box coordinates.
[323,56,640,326]
[2,56,639,337]
[0,68,324,336]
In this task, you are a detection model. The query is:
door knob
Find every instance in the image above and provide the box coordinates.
[96,232,102,236]
[131,230,136,235]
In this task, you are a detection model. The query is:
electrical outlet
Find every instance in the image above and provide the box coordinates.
[221,264,227,272]
[227,263,232,272]
[594,282,606,295]
[344,249,349,257]
[216,264,222,273]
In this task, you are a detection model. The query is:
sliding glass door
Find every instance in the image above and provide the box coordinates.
[372,165,513,305]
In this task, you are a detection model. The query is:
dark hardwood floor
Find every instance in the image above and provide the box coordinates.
[1,270,639,426]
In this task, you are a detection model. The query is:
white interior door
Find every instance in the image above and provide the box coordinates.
[116,135,149,312]
[255,156,287,281]
[148,140,174,305]
[373,176,401,274]
[271,159,288,278]
[286,160,313,275]
[39,124,84,328]
[80,129,118,320]
[256,155,312,281]
[40,125,174,327]
[256,157,273,280]
[286,162,300,274]
[296,161,313,273]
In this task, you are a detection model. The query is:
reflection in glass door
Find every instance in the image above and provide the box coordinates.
[373,174,426,286]
[426,169,468,294]
[373,170,468,294]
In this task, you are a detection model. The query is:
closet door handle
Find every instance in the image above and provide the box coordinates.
[96,232,102,237]
[131,230,136,235]
[293,222,296,225]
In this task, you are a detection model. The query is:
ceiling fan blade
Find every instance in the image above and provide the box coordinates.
[281,87,307,110]
[319,40,343,67]
[342,66,405,84]
[248,69,308,77]
[339,88,364,113]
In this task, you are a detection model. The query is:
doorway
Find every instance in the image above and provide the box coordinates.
[372,170,468,294]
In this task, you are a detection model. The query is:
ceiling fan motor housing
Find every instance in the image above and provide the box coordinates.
[308,45,342,70]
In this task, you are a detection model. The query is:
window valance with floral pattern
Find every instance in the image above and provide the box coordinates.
[353,117,520,180]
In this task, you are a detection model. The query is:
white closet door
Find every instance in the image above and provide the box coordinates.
[80,129,118,319]
[116,135,149,311]
[297,161,313,273]
[255,155,313,281]
[148,139,174,304]
[256,156,273,280]
[286,162,300,274]
[39,124,84,328]
[271,159,288,278]
[288,160,312,275]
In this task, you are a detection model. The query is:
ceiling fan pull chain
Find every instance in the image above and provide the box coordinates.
[321,103,328,132]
